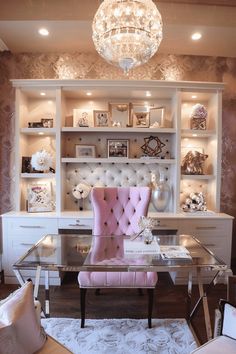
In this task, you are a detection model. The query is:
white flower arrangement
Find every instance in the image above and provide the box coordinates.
[31,150,53,172]
[190,103,208,119]
[72,183,91,200]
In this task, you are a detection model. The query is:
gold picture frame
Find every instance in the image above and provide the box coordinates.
[108,103,131,127]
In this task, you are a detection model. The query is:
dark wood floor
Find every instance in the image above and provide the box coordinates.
[0,272,227,345]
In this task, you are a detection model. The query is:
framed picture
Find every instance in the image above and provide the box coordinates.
[28,122,43,128]
[108,103,131,127]
[107,139,129,158]
[27,183,52,213]
[133,112,150,128]
[41,118,53,128]
[93,110,110,127]
[73,109,93,127]
[21,156,33,173]
[75,144,96,158]
[149,106,165,128]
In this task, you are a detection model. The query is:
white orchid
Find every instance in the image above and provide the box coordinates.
[31,150,53,172]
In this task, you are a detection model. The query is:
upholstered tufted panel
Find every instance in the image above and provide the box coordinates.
[91,187,151,235]
[65,163,172,211]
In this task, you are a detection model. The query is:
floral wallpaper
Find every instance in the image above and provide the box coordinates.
[0,51,236,259]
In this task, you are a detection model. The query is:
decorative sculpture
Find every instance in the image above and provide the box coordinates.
[181,150,208,175]
[190,103,207,130]
[182,192,207,213]
[141,136,165,157]
[72,183,91,210]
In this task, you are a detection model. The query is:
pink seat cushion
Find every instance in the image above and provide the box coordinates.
[78,271,157,288]
[0,281,46,354]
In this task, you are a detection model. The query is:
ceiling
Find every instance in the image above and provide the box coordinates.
[0,0,236,58]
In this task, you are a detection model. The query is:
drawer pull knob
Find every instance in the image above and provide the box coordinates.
[196,226,217,230]
[20,243,35,246]
[68,223,87,227]
[20,225,42,229]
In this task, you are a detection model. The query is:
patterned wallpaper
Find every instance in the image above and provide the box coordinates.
[0,51,236,256]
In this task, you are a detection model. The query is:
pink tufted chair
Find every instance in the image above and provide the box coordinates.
[78,187,158,328]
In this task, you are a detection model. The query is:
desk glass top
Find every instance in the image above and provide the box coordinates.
[13,234,226,272]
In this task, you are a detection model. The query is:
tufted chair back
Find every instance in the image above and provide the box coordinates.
[91,187,151,236]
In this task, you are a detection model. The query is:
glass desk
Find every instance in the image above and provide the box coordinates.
[13,233,227,341]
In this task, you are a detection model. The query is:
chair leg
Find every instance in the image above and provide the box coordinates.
[138,288,143,296]
[147,288,154,329]
[95,288,101,296]
[80,288,87,328]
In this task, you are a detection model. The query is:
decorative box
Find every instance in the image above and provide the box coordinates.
[191,117,206,130]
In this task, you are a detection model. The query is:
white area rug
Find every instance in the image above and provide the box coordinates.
[42,318,197,354]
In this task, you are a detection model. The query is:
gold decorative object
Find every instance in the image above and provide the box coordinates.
[190,103,207,130]
[141,136,165,157]
[181,150,208,175]
[191,117,206,130]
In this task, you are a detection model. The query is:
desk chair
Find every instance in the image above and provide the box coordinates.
[78,186,158,328]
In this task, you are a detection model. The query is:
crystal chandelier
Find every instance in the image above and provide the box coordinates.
[92,0,163,74]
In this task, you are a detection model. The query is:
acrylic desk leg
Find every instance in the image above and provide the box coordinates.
[197,268,213,340]
[44,270,50,318]
[33,265,42,299]
[13,269,25,286]
[187,271,193,321]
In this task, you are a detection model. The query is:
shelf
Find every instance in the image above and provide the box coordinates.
[62,127,176,134]
[21,173,55,178]
[61,158,176,164]
[20,128,56,135]
[181,129,216,138]
[181,174,215,180]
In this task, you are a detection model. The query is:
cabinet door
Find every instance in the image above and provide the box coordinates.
[58,217,93,231]
[3,217,59,283]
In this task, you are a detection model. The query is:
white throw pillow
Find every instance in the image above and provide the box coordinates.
[0,281,46,354]
[222,302,236,339]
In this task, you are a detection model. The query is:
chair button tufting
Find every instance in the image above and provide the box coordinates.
[111,208,113,213]
[128,222,130,225]
[104,222,107,225]
[117,221,119,225]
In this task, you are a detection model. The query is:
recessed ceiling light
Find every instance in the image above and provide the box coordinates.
[192,95,197,99]
[38,28,49,36]
[191,32,202,41]
[146,92,151,97]
[38,132,44,135]
[192,134,197,137]
[86,92,92,96]
[40,92,46,96]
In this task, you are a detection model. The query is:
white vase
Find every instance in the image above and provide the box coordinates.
[151,173,171,212]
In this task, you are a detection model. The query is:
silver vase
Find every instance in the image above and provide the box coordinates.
[152,179,171,212]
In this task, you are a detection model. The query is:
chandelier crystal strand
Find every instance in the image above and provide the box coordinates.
[92,0,163,74]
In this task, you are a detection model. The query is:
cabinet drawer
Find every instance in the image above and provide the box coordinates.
[151,218,179,230]
[179,219,231,237]
[7,217,58,235]
[58,218,93,230]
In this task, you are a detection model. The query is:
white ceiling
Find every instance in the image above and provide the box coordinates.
[0,0,236,58]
